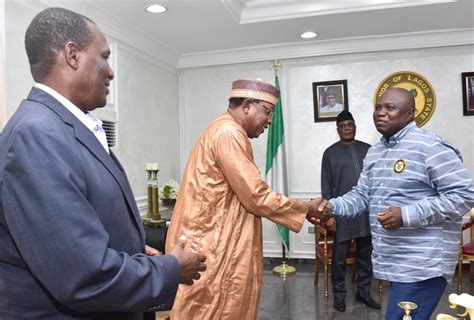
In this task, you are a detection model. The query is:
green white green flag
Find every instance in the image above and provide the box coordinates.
[265,76,289,250]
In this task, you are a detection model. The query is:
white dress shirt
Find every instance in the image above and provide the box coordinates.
[34,83,109,154]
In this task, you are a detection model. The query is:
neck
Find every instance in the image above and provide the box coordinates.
[340,139,355,145]
[227,107,244,127]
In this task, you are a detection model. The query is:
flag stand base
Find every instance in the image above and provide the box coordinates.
[272,260,296,277]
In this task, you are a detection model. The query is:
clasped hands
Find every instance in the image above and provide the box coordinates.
[305,198,403,231]
[305,198,332,224]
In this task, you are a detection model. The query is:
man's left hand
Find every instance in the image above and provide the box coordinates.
[145,245,162,256]
[377,206,403,230]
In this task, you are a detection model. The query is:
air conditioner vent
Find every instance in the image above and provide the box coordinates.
[102,120,117,148]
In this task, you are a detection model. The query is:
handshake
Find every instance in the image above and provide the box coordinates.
[305,198,333,224]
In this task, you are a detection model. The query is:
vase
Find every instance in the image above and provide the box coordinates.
[161,198,176,211]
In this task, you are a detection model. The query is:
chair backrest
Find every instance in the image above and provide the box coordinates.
[461,208,474,246]
[471,208,474,242]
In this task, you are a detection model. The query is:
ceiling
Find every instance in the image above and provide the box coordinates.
[15,0,474,67]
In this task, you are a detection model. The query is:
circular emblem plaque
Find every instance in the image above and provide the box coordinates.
[393,159,406,174]
[373,71,436,127]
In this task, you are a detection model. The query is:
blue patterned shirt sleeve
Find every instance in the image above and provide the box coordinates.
[403,135,473,228]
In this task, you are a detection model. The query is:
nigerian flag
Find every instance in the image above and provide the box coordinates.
[265,76,289,250]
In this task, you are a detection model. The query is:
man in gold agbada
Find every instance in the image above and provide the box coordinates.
[166,79,324,319]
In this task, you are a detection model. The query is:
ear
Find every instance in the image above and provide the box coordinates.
[408,107,416,121]
[64,42,80,70]
[242,99,252,115]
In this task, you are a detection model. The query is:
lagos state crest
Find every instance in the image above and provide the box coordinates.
[374,71,436,127]
[393,159,406,174]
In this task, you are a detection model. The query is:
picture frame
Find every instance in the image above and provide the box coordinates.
[461,72,474,116]
[312,79,349,122]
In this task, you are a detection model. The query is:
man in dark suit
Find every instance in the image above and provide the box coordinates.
[321,111,380,312]
[0,7,206,319]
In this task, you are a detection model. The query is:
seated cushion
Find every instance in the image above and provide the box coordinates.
[463,241,474,256]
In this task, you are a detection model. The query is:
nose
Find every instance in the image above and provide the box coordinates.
[374,108,386,117]
[108,65,114,80]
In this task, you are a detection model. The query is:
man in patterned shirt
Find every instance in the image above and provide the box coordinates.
[317,88,474,319]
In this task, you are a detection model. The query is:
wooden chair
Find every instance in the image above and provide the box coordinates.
[457,208,474,294]
[314,223,357,299]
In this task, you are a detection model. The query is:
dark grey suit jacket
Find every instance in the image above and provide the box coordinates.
[0,87,179,319]
[321,140,371,242]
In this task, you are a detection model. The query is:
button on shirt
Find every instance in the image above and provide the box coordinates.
[34,83,109,154]
[330,122,474,283]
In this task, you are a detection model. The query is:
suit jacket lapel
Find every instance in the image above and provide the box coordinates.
[27,88,145,246]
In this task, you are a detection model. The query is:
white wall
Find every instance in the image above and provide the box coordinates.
[179,45,474,258]
[3,2,181,204]
[0,0,7,130]
[4,1,37,118]
[116,45,180,201]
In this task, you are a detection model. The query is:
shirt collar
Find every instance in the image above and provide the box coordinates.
[34,83,96,132]
[380,121,416,147]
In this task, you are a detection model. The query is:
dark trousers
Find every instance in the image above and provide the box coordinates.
[331,235,373,300]
[385,276,447,320]
[143,312,155,320]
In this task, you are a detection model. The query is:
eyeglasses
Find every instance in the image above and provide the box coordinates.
[337,123,355,129]
[253,102,274,121]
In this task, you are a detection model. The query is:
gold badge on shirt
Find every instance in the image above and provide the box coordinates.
[393,159,406,174]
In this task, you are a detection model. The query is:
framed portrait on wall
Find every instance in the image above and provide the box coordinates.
[312,80,349,122]
[461,72,474,116]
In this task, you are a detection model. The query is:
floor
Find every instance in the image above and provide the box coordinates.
[258,260,474,320]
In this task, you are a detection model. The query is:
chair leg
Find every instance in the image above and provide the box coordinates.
[458,258,462,294]
[324,258,329,300]
[351,260,357,283]
[314,258,320,285]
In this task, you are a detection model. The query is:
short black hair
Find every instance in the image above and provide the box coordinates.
[228,97,262,109]
[25,7,95,81]
[228,97,245,109]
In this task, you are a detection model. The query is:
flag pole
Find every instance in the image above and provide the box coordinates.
[268,59,296,277]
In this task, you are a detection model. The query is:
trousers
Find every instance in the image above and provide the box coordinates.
[331,234,373,299]
[385,276,447,320]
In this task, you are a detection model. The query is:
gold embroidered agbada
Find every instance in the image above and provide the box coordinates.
[165,112,308,320]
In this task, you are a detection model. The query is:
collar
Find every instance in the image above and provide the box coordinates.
[34,83,97,132]
[380,121,416,147]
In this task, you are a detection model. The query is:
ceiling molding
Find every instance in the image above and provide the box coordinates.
[37,0,180,69]
[221,0,245,23]
[177,28,474,69]
[224,0,458,24]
